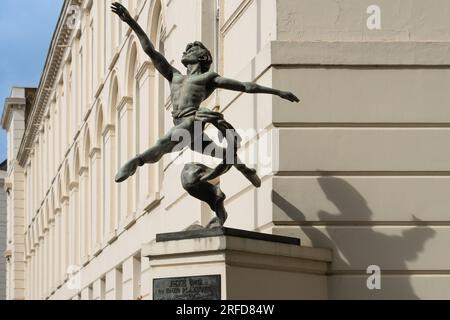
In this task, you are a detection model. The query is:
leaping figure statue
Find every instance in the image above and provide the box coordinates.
[112,3,300,229]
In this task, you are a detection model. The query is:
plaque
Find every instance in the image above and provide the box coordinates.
[153,275,221,300]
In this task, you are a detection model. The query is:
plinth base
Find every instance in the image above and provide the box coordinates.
[142,227,332,300]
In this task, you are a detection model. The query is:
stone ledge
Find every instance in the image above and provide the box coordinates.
[270,41,450,66]
[142,228,332,300]
[156,227,300,245]
[143,228,332,264]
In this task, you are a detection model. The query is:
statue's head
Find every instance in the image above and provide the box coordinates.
[181,41,213,73]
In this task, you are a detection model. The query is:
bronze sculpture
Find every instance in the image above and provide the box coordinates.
[112,2,299,229]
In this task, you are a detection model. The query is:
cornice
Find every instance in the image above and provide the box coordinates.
[17,0,81,167]
[1,97,26,130]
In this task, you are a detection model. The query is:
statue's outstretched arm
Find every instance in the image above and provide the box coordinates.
[213,75,300,103]
[111,2,179,81]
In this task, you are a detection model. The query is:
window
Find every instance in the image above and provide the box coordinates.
[78,45,83,125]
[103,0,108,73]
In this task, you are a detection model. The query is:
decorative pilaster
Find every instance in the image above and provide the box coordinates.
[122,256,140,300]
[105,268,122,300]
[42,236,48,299]
[69,181,80,267]
[102,124,117,244]
[61,195,70,283]
[135,61,158,214]
[54,208,63,288]
[116,96,135,229]
[49,219,56,295]
[117,97,136,229]
[92,278,105,300]
[79,166,90,266]
[80,286,93,300]
[89,147,103,256]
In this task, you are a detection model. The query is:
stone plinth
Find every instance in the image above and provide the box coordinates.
[142,228,332,300]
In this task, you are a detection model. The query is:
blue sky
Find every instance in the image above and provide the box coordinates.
[0,0,63,162]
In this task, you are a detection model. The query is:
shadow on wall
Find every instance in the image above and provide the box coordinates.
[272,176,436,300]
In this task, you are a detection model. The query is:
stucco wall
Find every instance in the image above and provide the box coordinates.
[221,0,450,299]
[8,0,450,300]
[0,169,7,300]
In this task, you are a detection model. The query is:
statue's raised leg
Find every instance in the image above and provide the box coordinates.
[181,163,228,228]
[115,117,196,183]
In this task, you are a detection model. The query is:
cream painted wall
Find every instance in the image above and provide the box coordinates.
[0,168,7,300]
[277,0,450,42]
[221,0,450,300]
[4,0,450,300]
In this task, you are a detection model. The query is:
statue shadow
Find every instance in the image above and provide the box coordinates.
[272,176,436,299]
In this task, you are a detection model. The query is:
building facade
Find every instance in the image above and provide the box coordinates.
[2,0,450,300]
[0,160,7,300]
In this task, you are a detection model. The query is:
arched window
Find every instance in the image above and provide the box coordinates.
[127,42,138,215]
[145,0,166,198]
[111,0,120,52]
[66,66,72,150]
[92,104,104,249]
[73,148,81,265]
[81,129,91,260]
[117,43,138,227]
[49,188,56,289]
[103,0,107,73]
[56,176,63,284]
[44,200,50,296]
[104,76,119,240]
[51,101,57,176]
[57,88,63,167]
[63,164,71,279]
